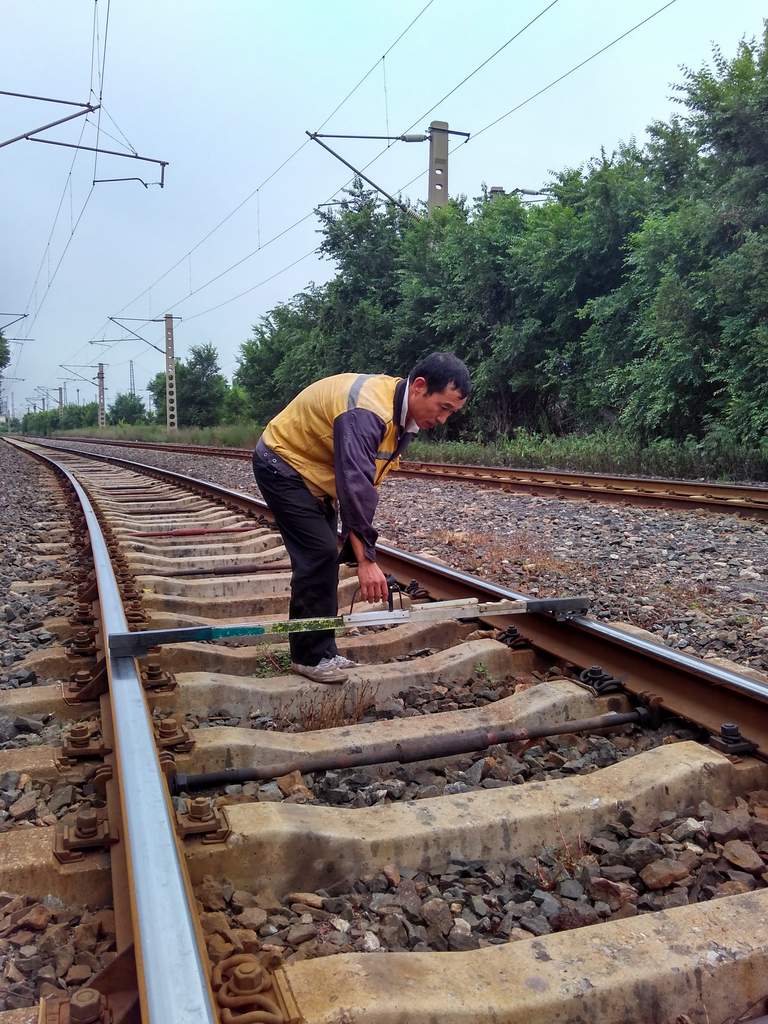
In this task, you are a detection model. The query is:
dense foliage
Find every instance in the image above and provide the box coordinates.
[108,392,146,425]
[22,402,100,434]
[233,30,768,450]
[148,343,230,427]
[0,332,9,375]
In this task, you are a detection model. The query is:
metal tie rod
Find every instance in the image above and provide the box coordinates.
[109,596,589,658]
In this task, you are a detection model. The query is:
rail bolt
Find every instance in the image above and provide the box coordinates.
[188,797,214,822]
[72,669,93,688]
[74,603,94,623]
[144,661,163,681]
[68,722,92,747]
[69,988,104,1024]
[231,961,264,993]
[75,808,99,838]
[158,718,178,738]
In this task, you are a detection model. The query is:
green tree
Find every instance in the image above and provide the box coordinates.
[232,26,768,449]
[221,383,250,423]
[0,331,10,374]
[148,343,228,427]
[108,392,147,425]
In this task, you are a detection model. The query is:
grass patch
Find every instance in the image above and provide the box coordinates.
[408,428,768,482]
[52,424,768,482]
[55,423,263,448]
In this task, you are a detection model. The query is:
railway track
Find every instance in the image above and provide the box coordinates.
[50,435,768,519]
[2,435,768,1024]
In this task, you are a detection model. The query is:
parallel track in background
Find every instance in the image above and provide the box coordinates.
[43,435,768,518]
[3,435,768,1024]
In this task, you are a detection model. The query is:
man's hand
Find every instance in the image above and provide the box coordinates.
[357,559,389,604]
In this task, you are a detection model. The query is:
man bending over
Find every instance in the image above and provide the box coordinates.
[252,352,470,683]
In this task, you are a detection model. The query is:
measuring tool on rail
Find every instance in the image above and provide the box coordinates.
[109,592,589,658]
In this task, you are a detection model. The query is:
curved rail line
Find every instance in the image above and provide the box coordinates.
[3,435,768,1024]
[41,435,768,519]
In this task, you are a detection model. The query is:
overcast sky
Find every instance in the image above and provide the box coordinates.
[2,0,765,416]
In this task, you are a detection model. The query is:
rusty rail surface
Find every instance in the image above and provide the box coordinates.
[41,435,768,518]
[22,436,768,755]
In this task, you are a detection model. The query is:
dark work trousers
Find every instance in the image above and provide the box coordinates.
[252,454,339,666]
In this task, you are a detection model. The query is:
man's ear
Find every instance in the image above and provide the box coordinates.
[410,375,428,395]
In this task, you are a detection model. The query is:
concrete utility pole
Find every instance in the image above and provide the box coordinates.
[428,121,449,212]
[129,359,135,397]
[97,364,106,428]
[164,314,178,431]
[57,387,63,410]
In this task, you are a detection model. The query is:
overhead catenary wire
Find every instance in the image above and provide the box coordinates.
[399,0,561,140]
[183,247,321,321]
[81,0,438,354]
[12,3,101,378]
[147,0,557,326]
[92,0,112,182]
[395,0,683,194]
[163,0,678,335]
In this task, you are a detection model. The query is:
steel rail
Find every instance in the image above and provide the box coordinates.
[21,437,768,751]
[41,435,768,518]
[5,439,217,1024]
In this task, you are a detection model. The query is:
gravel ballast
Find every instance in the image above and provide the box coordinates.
[0,441,74,690]
[193,789,768,965]
[0,894,115,1010]
[46,440,768,672]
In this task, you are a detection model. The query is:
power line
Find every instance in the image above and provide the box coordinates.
[319,0,564,212]
[183,247,321,321]
[400,0,561,138]
[22,187,96,340]
[12,4,100,376]
[92,0,112,181]
[395,0,683,194]
[82,0,438,345]
[171,0,680,329]
[139,0,555,326]
[155,210,318,315]
[472,0,681,143]
[100,103,138,155]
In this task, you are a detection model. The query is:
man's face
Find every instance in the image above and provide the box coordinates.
[408,377,467,430]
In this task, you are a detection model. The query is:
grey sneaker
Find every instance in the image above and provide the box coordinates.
[331,654,358,670]
[291,658,348,684]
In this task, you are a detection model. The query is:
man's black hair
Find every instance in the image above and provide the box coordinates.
[409,352,471,398]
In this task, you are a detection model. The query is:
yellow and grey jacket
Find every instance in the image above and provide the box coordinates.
[257,373,416,560]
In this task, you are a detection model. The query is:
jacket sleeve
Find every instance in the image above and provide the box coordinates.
[333,408,386,562]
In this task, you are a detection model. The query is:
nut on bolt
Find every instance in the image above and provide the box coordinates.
[75,807,99,839]
[231,961,264,993]
[188,797,214,822]
[68,722,92,747]
[69,987,105,1024]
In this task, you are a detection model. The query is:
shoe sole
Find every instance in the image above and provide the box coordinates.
[291,664,348,685]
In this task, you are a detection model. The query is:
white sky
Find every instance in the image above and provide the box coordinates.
[2,0,765,415]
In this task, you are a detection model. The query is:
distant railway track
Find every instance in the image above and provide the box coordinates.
[2,434,768,1023]
[49,435,768,518]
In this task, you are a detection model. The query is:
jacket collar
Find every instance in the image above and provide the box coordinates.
[394,377,419,435]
